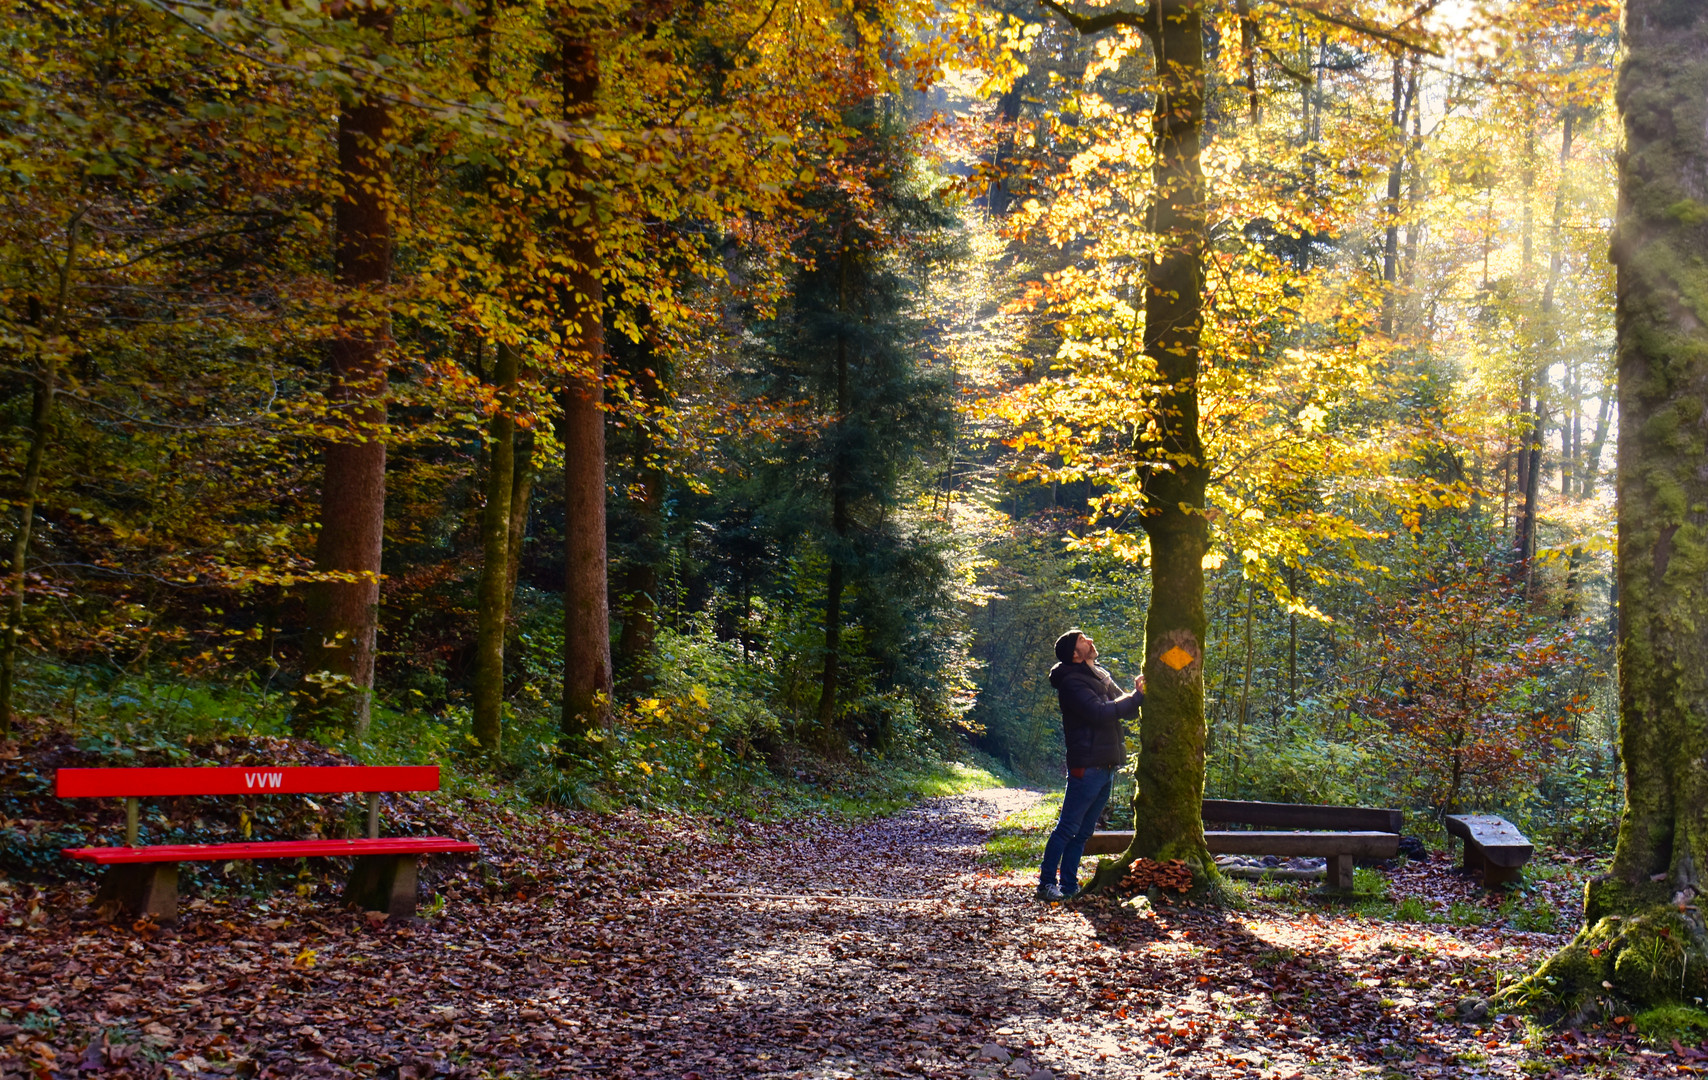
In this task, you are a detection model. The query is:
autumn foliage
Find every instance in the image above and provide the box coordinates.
[1359,562,1588,817]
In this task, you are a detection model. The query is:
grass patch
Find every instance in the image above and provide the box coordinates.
[1633,1005,1708,1047]
[1354,866,1390,899]
[1447,900,1490,927]
[1499,894,1559,932]
[985,793,1061,870]
[747,758,1013,822]
[1394,896,1432,923]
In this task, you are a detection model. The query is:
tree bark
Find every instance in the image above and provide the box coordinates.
[817,247,853,735]
[1101,0,1215,890]
[1512,0,1708,1015]
[506,430,535,601]
[614,313,665,694]
[1379,55,1418,337]
[559,31,612,735]
[471,0,516,753]
[298,3,394,735]
[472,340,517,752]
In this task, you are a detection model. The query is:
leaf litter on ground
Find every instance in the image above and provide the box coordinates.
[0,779,1694,1080]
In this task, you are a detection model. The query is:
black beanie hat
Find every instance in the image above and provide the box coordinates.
[1054,631,1082,664]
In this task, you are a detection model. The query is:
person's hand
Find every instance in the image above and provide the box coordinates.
[1134,673,1146,695]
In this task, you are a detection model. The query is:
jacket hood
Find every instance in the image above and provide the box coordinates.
[1048,661,1084,688]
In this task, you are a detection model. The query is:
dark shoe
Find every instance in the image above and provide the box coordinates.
[1035,883,1065,902]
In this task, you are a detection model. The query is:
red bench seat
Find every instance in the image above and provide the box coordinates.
[57,764,478,923]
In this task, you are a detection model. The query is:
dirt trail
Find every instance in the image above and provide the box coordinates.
[0,787,1655,1080]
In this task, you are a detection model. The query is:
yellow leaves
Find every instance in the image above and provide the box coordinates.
[291,948,317,969]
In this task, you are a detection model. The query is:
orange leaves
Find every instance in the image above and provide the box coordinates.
[1119,858,1194,893]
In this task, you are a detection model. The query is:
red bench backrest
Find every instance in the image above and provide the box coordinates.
[56,766,441,798]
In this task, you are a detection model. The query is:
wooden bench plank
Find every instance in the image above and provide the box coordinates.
[1207,831,1400,858]
[1083,831,1130,856]
[1082,830,1399,859]
[1203,799,1404,834]
[56,766,443,798]
[1445,814,1533,886]
[1443,815,1532,866]
[64,836,478,865]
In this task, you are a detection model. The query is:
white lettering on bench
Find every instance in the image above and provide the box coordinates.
[245,771,284,790]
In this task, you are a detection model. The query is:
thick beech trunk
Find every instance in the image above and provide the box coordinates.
[1099,0,1214,890]
[559,33,612,734]
[1513,0,1708,1016]
[299,6,393,735]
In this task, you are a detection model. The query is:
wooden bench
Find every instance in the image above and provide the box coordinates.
[1084,799,1403,890]
[1444,813,1533,887]
[57,765,478,923]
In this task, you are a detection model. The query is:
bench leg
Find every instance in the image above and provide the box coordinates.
[1462,842,1487,877]
[1327,855,1355,891]
[95,863,178,924]
[344,854,419,918]
[1482,862,1522,888]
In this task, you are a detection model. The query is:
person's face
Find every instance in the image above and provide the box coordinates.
[1073,634,1097,663]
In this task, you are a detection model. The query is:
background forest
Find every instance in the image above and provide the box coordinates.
[0,0,1619,846]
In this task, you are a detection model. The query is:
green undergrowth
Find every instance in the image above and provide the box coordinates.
[2,660,1018,847]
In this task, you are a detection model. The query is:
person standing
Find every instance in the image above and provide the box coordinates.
[1037,629,1143,901]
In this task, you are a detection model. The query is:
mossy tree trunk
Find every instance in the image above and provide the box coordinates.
[1511,0,1708,1019]
[1040,0,1215,895]
[1125,0,1214,886]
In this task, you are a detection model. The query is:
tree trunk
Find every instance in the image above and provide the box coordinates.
[472,341,517,752]
[298,3,394,735]
[614,317,665,694]
[471,0,515,753]
[615,423,664,693]
[1091,0,1214,892]
[0,283,67,738]
[817,247,852,735]
[1512,0,1708,1016]
[559,31,612,735]
[1379,55,1418,338]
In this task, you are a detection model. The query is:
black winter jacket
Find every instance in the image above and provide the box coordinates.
[1049,661,1142,769]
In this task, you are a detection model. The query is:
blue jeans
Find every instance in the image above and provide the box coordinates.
[1039,766,1114,892]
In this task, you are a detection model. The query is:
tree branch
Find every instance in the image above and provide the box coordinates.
[1034,0,1150,35]
[1280,1,1443,57]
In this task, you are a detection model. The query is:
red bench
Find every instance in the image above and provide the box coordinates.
[57,765,478,923]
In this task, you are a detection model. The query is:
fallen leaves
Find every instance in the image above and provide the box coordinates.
[0,776,1687,1080]
[1117,858,1195,893]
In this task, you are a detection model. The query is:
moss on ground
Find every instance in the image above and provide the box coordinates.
[1502,891,1708,1022]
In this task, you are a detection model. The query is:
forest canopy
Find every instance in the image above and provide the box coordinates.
[0,0,1621,849]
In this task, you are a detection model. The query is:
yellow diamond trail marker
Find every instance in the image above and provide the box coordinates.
[1160,646,1196,671]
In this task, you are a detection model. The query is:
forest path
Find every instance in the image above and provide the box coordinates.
[570,788,1609,1080]
[0,787,1647,1080]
